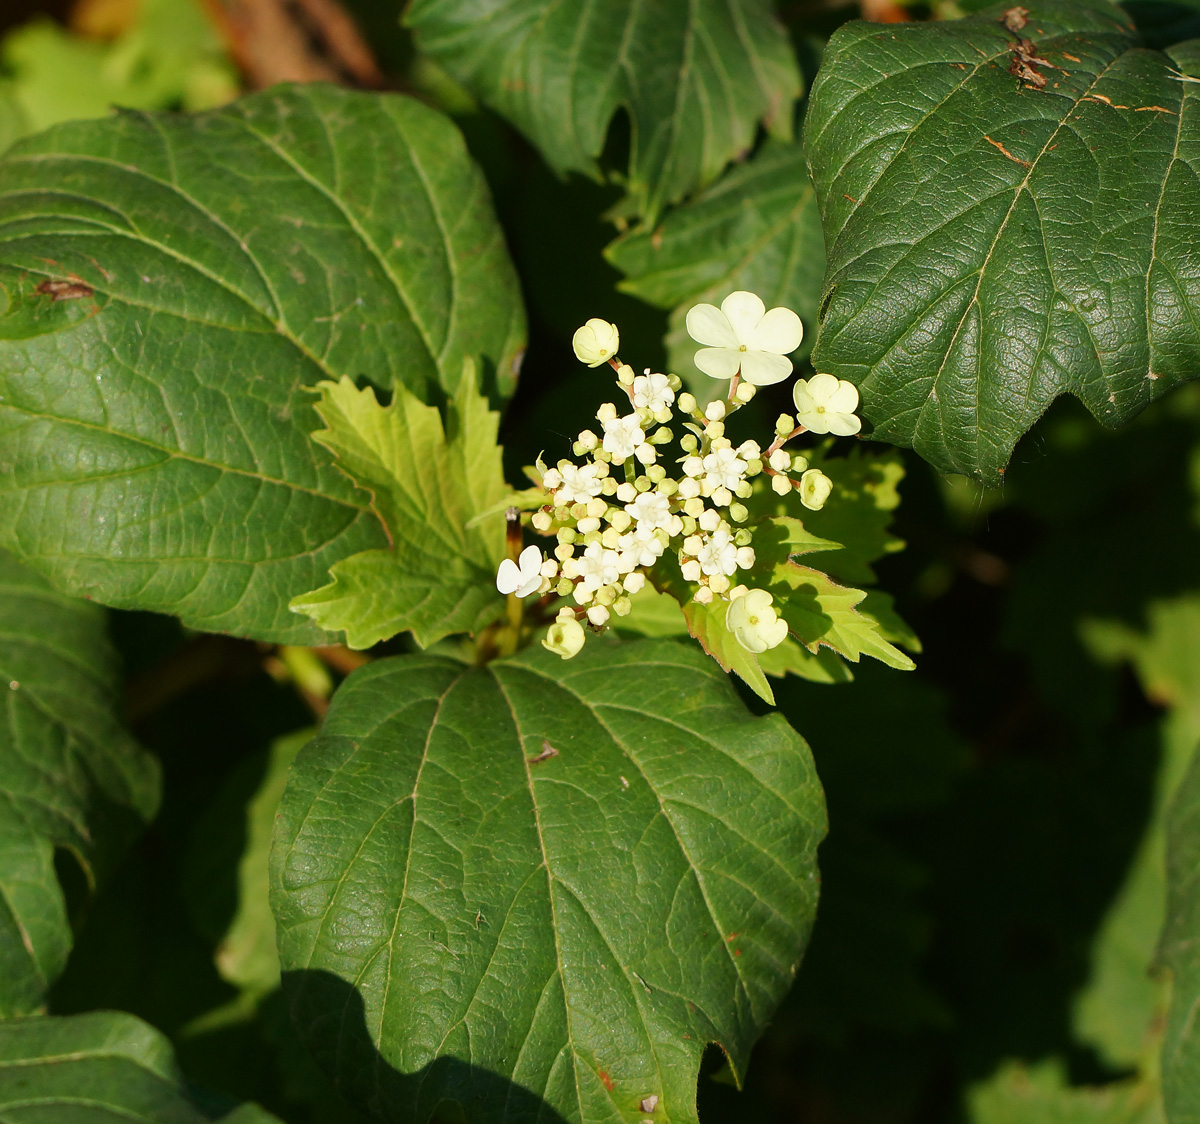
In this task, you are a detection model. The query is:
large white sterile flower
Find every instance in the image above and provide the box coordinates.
[726,589,788,653]
[496,545,544,598]
[685,291,804,386]
[792,373,862,436]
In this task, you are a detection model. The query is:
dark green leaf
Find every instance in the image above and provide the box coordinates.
[0,549,158,1016]
[405,0,802,224]
[272,639,825,1124]
[0,85,525,640]
[0,1010,284,1121]
[608,140,825,395]
[805,0,1200,482]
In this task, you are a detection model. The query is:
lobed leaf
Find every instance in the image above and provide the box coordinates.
[0,549,158,1016]
[405,0,802,224]
[271,638,826,1124]
[0,85,524,640]
[289,367,508,648]
[0,1010,283,1121]
[805,0,1200,482]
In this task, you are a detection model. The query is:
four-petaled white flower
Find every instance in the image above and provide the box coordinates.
[555,462,604,505]
[702,446,747,493]
[496,545,544,598]
[572,318,619,367]
[632,372,674,413]
[726,589,789,653]
[602,414,645,460]
[576,542,622,592]
[697,526,738,577]
[685,291,804,386]
[625,490,673,530]
[792,373,862,436]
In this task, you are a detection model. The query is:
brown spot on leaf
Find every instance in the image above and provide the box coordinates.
[36,278,94,301]
[1001,6,1029,31]
[983,135,1032,167]
[598,1069,614,1092]
[528,741,559,764]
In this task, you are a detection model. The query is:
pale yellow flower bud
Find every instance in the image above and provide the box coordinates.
[771,474,793,496]
[572,319,620,367]
[678,392,698,414]
[799,469,833,511]
[587,605,610,627]
[705,399,726,421]
[531,511,552,532]
[693,586,714,605]
[735,381,756,403]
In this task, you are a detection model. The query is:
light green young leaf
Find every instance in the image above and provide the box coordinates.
[271,639,826,1124]
[405,0,802,224]
[968,1060,1163,1124]
[0,85,524,641]
[805,0,1200,482]
[0,550,158,1016]
[0,1010,284,1122]
[682,596,777,705]
[758,636,855,684]
[289,368,508,648]
[607,140,824,397]
[1161,739,1200,1122]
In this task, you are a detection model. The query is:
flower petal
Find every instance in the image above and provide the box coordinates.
[748,306,803,355]
[828,379,860,414]
[518,544,542,576]
[792,380,816,414]
[721,291,766,344]
[827,412,862,437]
[516,573,542,598]
[738,349,792,386]
[694,347,742,380]
[496,558,520,595]
[686,303,738,348]
[806,372,841,404]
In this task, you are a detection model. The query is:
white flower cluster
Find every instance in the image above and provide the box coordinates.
[496,293,863,660]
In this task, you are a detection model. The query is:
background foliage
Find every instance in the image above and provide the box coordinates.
[0,0,1197,1121]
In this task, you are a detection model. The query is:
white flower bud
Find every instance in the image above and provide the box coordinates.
[600,527,621,549]
[616,482,637,503]
[576,429,599,451]
[734,528,753,547]
[768,448,791,472]
[705,421,724,439]
[705,399,726,421]
[532,511,552,532]
[650,426,673,445]
[658,478,678,497]
[711,486,733,507]
[737,440,761,459]
[683,497,704,519]
[587,605,610,627]
[544,610,587,658]
[699,508,721,532]
[634,443,656,465]
[540,559,559,578]
[681,559,702,582]
[677,477,701,500]
[682,534,703,556]
[680,516,697,536]
[609,509,632,532]
[678,392,698,414]
[736,546,756,569]
[682,455,704,478]
[556,544,576,562]
[735,381,756,403]
[693,586,714,605]
[573,583,593,605]
[576,516,601,534]
[585,497,607,518]
[771,474,793,496]
[596,402,618,423]
[646,464,667,483]
[729,584,748,600]
[572,318,620,367]
[600,477,618,495]
[709,574,730,595]
[616,362,635,386]
[623,572,646,594]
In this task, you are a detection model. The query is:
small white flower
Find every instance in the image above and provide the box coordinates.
[572,318,620,367]
[632,372,674,413]
[680,559,702,582]
[685,291,804,386]
[576,541,622,592]
[543,608,586,658]
[586,604,610,627]
[623,572,646,594]
[496,545,544,598]
[602,414,646,460]
[556,462,605,505]
[799,468,834,511]
[792,373,862,436]
[677,477,701,500]
[697,527,738,577]
[735,546,756,570]
[618,524,665,569]
[693,586,714,605]
[702,447,747,493]
[625,490,672,530]
[698,508,722,533]
[768,448,791,473]
[726,589,789,653]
